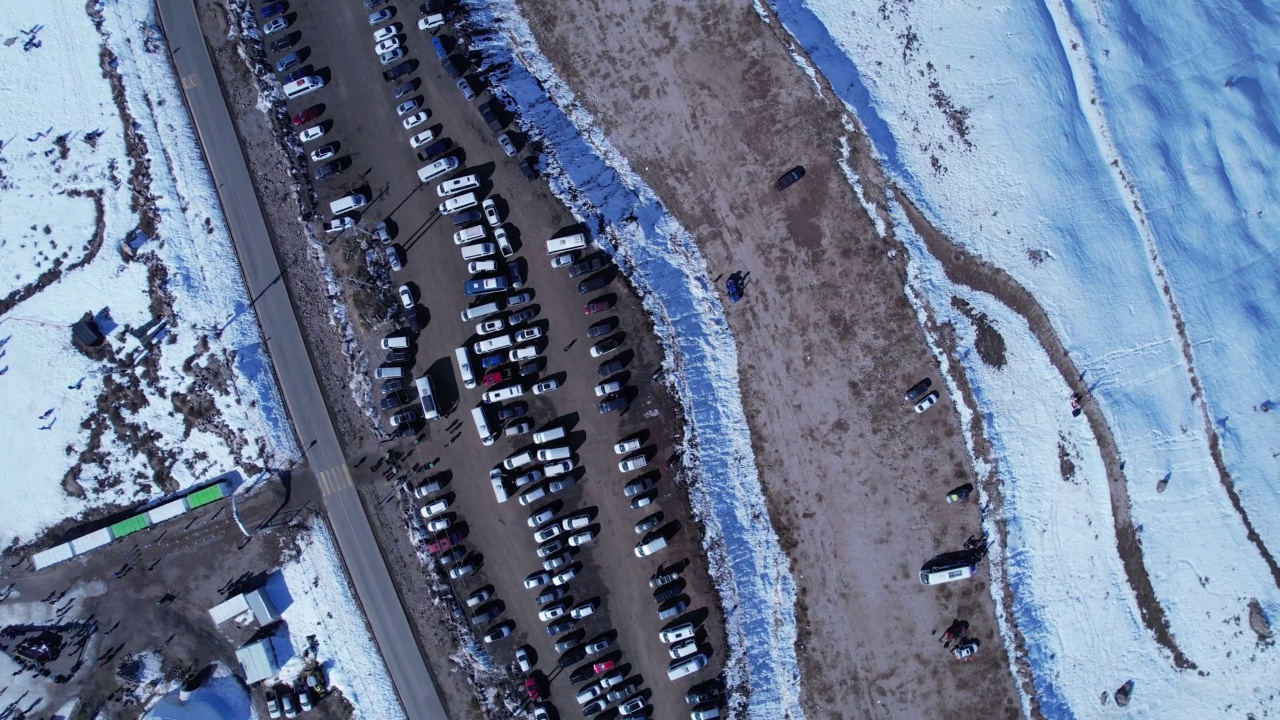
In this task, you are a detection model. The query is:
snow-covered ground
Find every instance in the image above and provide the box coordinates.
[766,0,1280,715]
[274,522,405,720]
[460,1,804,716]
[0,0,295,549]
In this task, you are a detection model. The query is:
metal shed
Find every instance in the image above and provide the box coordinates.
[70,527,115,554]
[31,543,75,571]
[146,499,187,524]
[234,638,278,684]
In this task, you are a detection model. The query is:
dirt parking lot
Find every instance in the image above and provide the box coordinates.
[514,0,1024,717]
[220,1,732,718]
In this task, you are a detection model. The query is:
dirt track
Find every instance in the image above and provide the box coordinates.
[517,0,1024,717]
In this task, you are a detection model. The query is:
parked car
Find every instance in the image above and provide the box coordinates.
[915,390,940,413]
[450,558,479,579]
[368,8,393,25]
[483,198,501,226]
[291,106,320,126]
[623,477,654,497]
[904,378,932,402]
[263,17,290,35]
[497,132,517,157]
[536,586,566,605]
[584,298,613,314]
[569,256,607,278]
[384,245,403,271]
[614,438,641,455]
[373,22,401,41]
[547,619,575,637]
[403,111,430,129]
[509,346,537,362]
[375,38,402,55]
[584,634,612,655]
[398,284,416,308]
[379,392,408,411]
[634,513,662,535]
[598,397,627,414]
[515,645,534,672]
[482,620,513,643]
[524,570,551,589]
[395,79,418,98]
[598,359,624,377]
[299,125,325,144]
[578,275,609,295]
[275,52,301,73]
[324,217,354,234]
[534,523,563,543]
[774,165,806,191]
[379,47,406,65]
[551,252,576,269]
[532,378,560,395]
[590,339,620,358]
[618,455,648,473]
[457,76,477,100]
[538,603,567,622]
[568,529,595,547]
[595,380,622,397]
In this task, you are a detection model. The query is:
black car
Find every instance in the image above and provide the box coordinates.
[587,319,615,339]
[497,403,527,421]
[508,263,525,290]
[380,378,405,394]
[557,646,587,668]
[394,79,418,99]
[269,35,296,53]
[519,157,538,181]
[365,0,388,7]
[597,358,624,377]
[519,360,541,377]
[379,391,409,411]
[419,0,445,13]
[479,100,504,133]
[547,619,575,637]
[577,275,608,295]
[685,686,722,706]
[406,306,427,334]
[598,397,627,414]
[284,68,309,84]
[774,165,806,191]
[384,61,414,82]
[904,377,933,402]
[569,664,597,685]
[452,210,483,227]
[386,349,411,364]
[313,161,341,180]
[260,2,286,19]
[441,56,463,79]
[654,583,682,603]
[417,139,453,162]
[569,256,607,278]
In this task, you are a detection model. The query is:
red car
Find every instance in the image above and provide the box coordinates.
[426,532,460,554]
[291,106,320,126]
[481,369,512,386]
[583,299,612,315]
[524,678,540,701]
[592,659,614,674]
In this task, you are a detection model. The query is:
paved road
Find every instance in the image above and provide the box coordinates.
[156,2,445,719]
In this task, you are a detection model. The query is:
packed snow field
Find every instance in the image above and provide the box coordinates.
[766,0,1280,716]
[462,0,805,716]
[0,0,295,549]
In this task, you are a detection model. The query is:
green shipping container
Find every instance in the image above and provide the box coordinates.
[185,482,229,509]
[111,514,150,538]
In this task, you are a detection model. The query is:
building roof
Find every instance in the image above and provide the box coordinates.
[244,589,280,625]
[72,315,104,347]
[234,639,278,685]
[208,595,251,626]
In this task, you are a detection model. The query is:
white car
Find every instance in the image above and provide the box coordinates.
[298,125,326,144]
[915,391,940,414]
[595,380,622,397]
[527,507,555,528]
[263,17,289,35]
[468,260,496,274]
[669,638,699,660]
[570,601,596,620]
[513,469,542,488]
[426,517,451,532]
[508,346,537,362]
[373,23,400,42]
[532,378,559,395]
[618,454,648,473]
[576,683,604,706]
[544,459,574,477]
[551,566,578,586]
[398,284,416,308]
[534,524,562,543]
[324,217,354,234]
[476,318,504,335]
[375,37,401,55]
[395,98,421,116]
[379,47,405,65]
[524,571,551,589]
[551,253,575,269]
[494,226,514,258]
[542,553,570,572]
[403,111,430,130]
[538,604,567,622]
[410,129,436,148]
[419,13,448,31]
[567,529,595,547]
[516,327,543,343]
[560,513,590,531]
[310,145,335,162]
[465,588,492,608]
[482,621,512,643]
[483,198,501,227]
[497,132,517,157]
[515,645,534,672]
[614,438,641,455]
[419,498,449,518]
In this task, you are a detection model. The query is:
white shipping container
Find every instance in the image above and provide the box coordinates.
[70,528,114,554]
[31,543,75,570]
[146,499,188,524]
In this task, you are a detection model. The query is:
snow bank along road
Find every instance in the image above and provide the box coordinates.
[767,0,1280,716]
[157,2,439,718]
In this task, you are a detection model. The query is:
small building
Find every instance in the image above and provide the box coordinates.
[234,638,278,685]
[209,588,279,627]
[71,313,105,348]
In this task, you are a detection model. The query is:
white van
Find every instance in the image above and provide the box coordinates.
[546,233,587,255]
[374,365,403,379]
[490,470,511,503]
[471,405,497,446]
[330,194,368,216]
[454,225,488,245]
[919,563,976,585]
[283,76,324,99]
[474,334,514,354]
[436,173,481,197]
[691,706,721,720]
[455,347,477,389]
[635,534,668,557]
[439,192,479,215]
[460,242,497,261]
[667,654,706,681]
[381,335,409,349]
[535,446,571,462]
[415,376,439,420]
[468,260,496,274]
[483,384,524,404]
[503,450,535,471]
[418,157,460,184]
[461,301,503,323]
[533,426,566,444]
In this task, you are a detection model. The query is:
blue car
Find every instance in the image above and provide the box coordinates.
[479,354,504,370]
[432,36,448,58]
[259,2,286,19]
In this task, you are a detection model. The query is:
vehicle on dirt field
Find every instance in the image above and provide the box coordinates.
[774,165,806,191]
[904,377,932,402]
